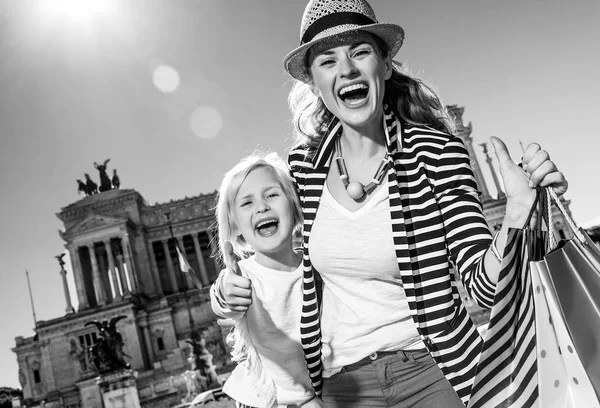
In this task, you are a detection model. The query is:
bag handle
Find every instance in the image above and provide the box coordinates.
[522,187,541,230]
[544,187,586,249]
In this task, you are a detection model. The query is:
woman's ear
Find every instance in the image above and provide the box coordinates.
[309,82,321,98]
[383,54,393,80]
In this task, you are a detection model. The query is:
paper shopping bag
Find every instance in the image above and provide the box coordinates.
[538,187,600,398]
[543,228,600,398]
[530,259,598,407]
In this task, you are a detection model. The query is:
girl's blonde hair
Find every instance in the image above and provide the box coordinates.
[288,35,457,152]
[215,151,303,262]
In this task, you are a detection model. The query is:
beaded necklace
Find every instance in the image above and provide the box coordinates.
[334,136,390,200]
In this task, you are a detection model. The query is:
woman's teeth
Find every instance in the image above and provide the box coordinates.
[338,84,369,104]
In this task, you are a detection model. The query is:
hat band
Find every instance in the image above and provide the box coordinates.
[301,12,376,44]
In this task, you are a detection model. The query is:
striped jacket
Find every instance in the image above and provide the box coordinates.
[287,107,496,406]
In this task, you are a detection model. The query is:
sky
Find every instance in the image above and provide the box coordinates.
[0,0,598,388]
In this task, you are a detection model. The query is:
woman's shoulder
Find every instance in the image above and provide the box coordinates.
[401,122,466,151]
[287,142,314,169]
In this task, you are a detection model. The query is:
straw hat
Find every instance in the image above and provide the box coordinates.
[283,0,405,83]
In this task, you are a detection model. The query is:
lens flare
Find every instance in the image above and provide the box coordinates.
[190,106,223,139]
[153,65,180,93]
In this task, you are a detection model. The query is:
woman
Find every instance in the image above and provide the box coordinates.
[220,0,568,406]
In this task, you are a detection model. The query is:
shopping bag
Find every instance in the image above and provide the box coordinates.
[468,205,544,407]
[540,188,600,398]
[469,187,600,408]
[530,258,598,407]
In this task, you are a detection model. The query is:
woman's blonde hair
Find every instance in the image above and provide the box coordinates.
[288,35,456,151]
[215,151,303,262]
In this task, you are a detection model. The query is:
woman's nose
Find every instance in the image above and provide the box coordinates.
[339,55,358,77]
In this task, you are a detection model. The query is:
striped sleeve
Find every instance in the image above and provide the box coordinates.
[433,137,496,308]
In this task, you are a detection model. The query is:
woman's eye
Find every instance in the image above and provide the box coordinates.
[353,48,371,57]
[319,58,335,67]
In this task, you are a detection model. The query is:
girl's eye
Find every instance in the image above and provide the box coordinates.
[267,192,279,199]
[240,201,251,207]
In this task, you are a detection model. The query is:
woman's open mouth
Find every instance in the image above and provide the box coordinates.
[338,83,369,107]
[255,218,279,237]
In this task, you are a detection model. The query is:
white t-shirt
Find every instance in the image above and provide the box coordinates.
[310,182,423,375]
[212,255,314,406]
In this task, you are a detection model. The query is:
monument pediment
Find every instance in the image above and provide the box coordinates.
[65,214,128,237]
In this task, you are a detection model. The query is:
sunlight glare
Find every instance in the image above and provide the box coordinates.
[153,65,181,93]
[190,106,223,139]
[39,0,114,24]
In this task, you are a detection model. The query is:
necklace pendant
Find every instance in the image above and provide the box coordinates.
[346,182,365,200]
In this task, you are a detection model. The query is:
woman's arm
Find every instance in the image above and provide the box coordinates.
[481,137,568,282]
[210,274,245,320]
[210,241,252,319]
[433,137,496,308]
[435,136,568,309]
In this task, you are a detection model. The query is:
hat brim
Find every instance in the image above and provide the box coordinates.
[283,23,405,83]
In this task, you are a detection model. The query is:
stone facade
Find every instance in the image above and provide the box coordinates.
[13,189,227,408]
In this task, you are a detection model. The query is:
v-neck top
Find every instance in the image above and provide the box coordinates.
[310,181,422,374]
[323,177,389,218]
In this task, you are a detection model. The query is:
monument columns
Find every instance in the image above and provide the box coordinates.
[139,320,154,368]
[59,265,74,314]
[176,236,193,290]
[116,254,130,296]
[162,239,178,293]
[207,229,219,275]
[148,243,163,296]
[87,243,106,306]
[121,235,138,293]
[68,244,89,310]
[191,233,209,286]
[104,239,121,301]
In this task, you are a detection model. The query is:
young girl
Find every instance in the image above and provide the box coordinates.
[210,152,322,408]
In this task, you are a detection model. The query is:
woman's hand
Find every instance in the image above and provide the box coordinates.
[491,136,568,226]
[219,241,253,312]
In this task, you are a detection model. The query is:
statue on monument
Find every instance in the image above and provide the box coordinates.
[112,169,121,189]
[94,159,112,193]
[185,336,221,387]
[84,173,98,196]
[76,161,122,197]
[77,179,87,196]
[84,315,131,373]
[69,338,88,373]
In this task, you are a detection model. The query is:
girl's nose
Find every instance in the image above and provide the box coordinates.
[256,200,270,213]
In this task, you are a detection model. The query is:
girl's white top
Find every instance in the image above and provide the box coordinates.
[211,255,314,406]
